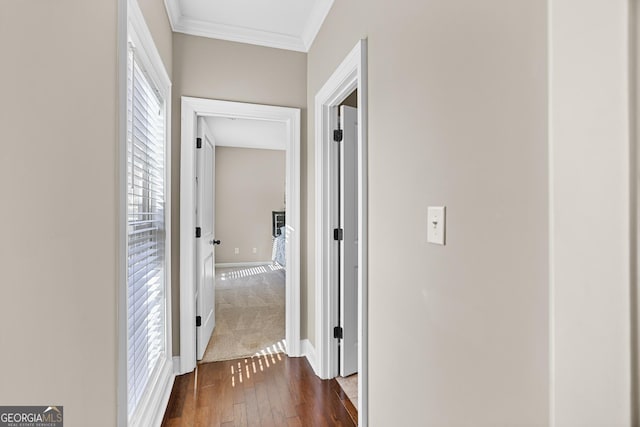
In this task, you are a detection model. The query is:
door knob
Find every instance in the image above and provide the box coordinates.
[210,239,221,245]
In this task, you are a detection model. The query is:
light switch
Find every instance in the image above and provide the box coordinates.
[427,206,446,245]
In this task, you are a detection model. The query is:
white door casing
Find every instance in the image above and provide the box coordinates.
[314,39,368,426]
[339,105,358,377]
[180,97,301,375]
[196,117,216,359]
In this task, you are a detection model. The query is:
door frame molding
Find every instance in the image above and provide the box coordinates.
[179,97,301,374]
[314,39,369,425]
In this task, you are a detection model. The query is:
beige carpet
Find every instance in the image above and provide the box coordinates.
[336,373,359,408]
[200,264,285,364]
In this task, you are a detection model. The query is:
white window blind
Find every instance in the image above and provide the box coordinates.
[126,47,167,417]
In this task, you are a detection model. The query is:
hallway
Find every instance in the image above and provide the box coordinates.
[161,355,357,426]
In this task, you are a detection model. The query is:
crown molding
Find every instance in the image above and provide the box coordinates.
[163,0,333,52]
[174,17,307,52]
[163,0,181,31]
[301,0,334,51]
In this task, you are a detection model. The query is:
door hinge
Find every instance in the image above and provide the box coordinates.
[196,316,202,327]
[196,137,202,149]
[195,227,202,238]
[333,326,343,339]
[333,129,343,142]
[333,228,343,241]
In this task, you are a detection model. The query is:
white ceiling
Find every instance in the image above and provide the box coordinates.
[205,116,286,150]
[164,0,334,52]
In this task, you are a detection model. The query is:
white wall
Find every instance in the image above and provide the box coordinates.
[549,0,631,424]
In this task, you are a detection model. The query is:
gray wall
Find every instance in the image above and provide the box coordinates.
[307,0,549,424]
[171,33,307,352]
[0,0,120,425]
[215,147,286,264]
[137,0,173,76]
[0,0,632,424]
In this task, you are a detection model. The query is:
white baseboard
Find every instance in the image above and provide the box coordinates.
[152,371,175,427]
[215,261,273,268]
[130,358,175,427]
[172,356,181,375]
[301,339,319,376]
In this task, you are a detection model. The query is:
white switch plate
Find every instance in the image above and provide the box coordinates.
[427,206,446,245]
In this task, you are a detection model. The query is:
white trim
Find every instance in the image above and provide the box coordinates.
[163,0,332,52]
[314,39,368,427]
[152,367,175,427]
[358,41,369,427]
[548,0,555,424]
[117,0,128,425]
[172,356,181,375]
[162,0,181,30]
[215,261,273,268]
[128,0,170,91]
[301,0,335,51]
[173,17,306,52]
[314,41,359,378]
[180,97,301,375]
[631,3,640,424]
[301,339,318,376]
[129,359,175,427]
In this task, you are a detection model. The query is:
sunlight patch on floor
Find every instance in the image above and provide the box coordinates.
[220,263,284,281]
[229,339,287,388]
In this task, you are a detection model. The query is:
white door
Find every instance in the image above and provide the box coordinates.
[340,105,358,377]
[196,117,217,360]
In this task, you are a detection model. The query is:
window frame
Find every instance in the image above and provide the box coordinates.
[119,1,173,426]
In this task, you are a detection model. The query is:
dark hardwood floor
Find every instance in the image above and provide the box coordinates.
[161,353,357,427]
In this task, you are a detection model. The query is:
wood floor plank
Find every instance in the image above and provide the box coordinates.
[162,373,190,419]
[286,416,303,427]
[232,372,246,405]
[194,406,213,427]
[272,366,298,419]
[233,403,248,427]
[342,397,358,426]
[255,378,276,426]
[242,380,260,426]
[222,383,236,423]
[264,375,287,425]
[161,355,355,427]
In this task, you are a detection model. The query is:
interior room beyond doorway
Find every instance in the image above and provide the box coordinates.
[201,140,287,363]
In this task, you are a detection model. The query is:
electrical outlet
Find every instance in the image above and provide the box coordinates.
[234,248,239,255]
[252,247,257,254]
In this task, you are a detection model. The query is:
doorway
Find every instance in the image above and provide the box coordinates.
[201,120,288,363]
[314,40,369,425]
[179,97,301,374]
